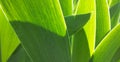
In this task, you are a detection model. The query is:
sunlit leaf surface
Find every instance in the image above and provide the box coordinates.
[96,0,111,46]
[93,24,120,62]
[0,0,67,36]
[0,7,20,62]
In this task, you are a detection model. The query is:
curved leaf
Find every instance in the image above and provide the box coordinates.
[0,0,66,36]
[93,24,120,62]
[0,6,20,62]
[71,0,96,62]
[96,0,111,46]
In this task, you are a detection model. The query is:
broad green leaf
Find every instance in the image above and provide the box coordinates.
[8,45,32,62]
[0,6,20,62]
[59,0,72,16]
[93,24,120,62]
[96,0,111,46]
[0,0,66,36]
[65,13,90,35]
[71,0,96,62]
[1,0,71,62]
[72,29,90,62]
[110,3,120,28]
[10,21,71,62]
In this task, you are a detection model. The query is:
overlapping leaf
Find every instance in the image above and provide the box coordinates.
[96,0,111,46]
[8,45,31,62]
[93,24,120,62]
[0,0,73,62]
[0,0,120,62]
[10,21,71,62]
[72,29,90,62]
[71,0,96,62]
[65,13,90,35]
[0,0,66,36]
[0,6,20,62]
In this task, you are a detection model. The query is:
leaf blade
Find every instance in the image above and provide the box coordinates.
[93,24,120,62]
[96,0,111,46]
[0,0,67,36]
[71,0,96,62]
[10,21,71,62]
[65,13,90,35]
[59,0,72,16]
[110,3,120,28]
[0,6,20,62]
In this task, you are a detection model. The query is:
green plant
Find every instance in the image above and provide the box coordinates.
[0,0,120,62]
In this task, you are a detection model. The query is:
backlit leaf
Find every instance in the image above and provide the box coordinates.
[93,24,120,62]
[0,0,66,36]
[71,0,96,62]
[59,0,72,16]
[96,0,111,46]
[0,6,20,62]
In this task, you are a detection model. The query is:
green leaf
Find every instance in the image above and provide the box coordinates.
[0,0,66,36]
[0,28,1,62]
[65,13,90,35]
[75,0,95,14]
[74,0,96,55]
[0,38,1,62]
[93,24,120,62]
[1,1,71,62]
[108,0,112,6]
[59,0,72,16]
[96,0,111,46]
[8,45,32,62]
[73,0,78,13]
[72,29,90,62]
[111,47,120,62]
[71,0,96,62]
[110,0,120,7]
[0,6,20,62]
[110,3,120,28]
[10,21,71,62]
[118,59,120,62]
